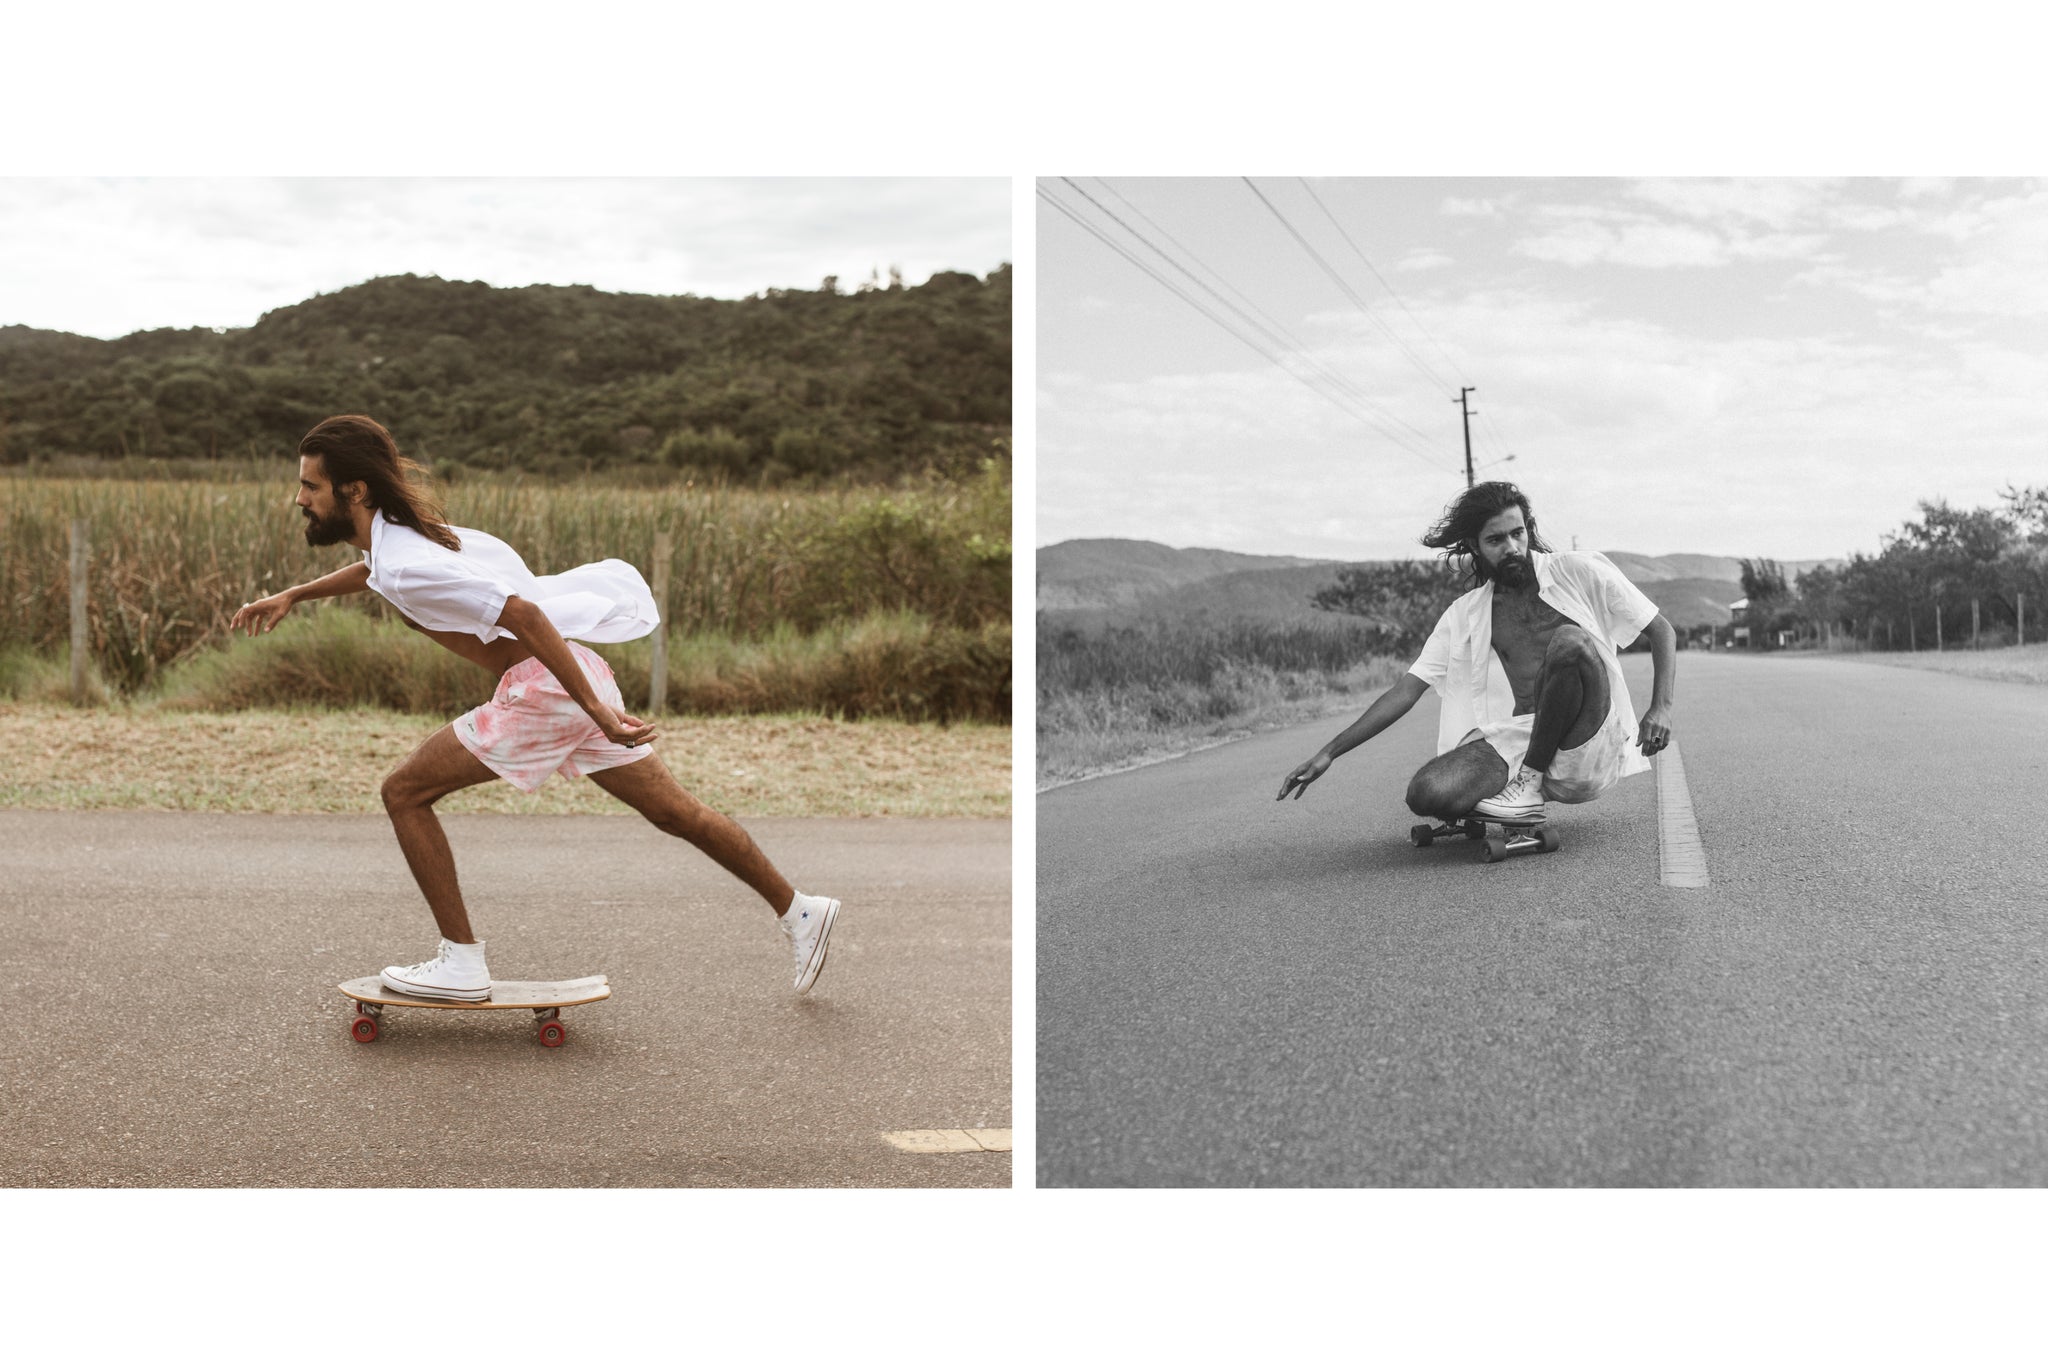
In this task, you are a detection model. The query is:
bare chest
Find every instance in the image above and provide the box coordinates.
[1490,591,1575,711]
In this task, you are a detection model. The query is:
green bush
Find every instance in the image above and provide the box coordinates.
[143,606,1008,723]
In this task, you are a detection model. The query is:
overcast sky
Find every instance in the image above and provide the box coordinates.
[0,178,1010,340]
[1039,177,2048,564]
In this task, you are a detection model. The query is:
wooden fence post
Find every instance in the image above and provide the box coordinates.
[69,519,90,705]
[647,532,671,717]
[2020,591,2027,647]
[1972,598,1980,649]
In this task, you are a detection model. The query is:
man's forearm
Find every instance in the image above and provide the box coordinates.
[500,597,606,715]
[286,561,371,604]
[1323,676,1425,761]
[1649,617,1677,708]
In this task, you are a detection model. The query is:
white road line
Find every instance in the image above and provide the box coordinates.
[1654,741,1710,889]
[880,1128,1012,1154]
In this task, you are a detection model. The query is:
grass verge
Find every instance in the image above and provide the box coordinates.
[130,608,1007,724]
[1037,656,1408,788]
[1818,640,2048,685]
[0,703,1009,818]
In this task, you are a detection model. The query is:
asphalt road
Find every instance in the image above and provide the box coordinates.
[1,812,1009,1187]
[1039,651,2048,1186]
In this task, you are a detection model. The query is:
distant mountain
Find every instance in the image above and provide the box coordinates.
[1037,538,1840,633]
[1604,550,1838,586]
[1036,539,1325,612]
[1,268,1010,480]
[1633,577,1744,629]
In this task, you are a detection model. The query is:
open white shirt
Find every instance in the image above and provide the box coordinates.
[1407,550,1660,777]
[362,514,660,644]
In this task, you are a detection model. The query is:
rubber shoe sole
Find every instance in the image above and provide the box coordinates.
[794,899,840,994]
[379,969,491,1002]
[1470,797,1543,820]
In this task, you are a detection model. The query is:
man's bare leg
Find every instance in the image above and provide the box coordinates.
[1405,627,1615,817]
[1524,625,1611,773]
[1405,740,1510,820]
[380,725,500,943]
[588,753,796,914]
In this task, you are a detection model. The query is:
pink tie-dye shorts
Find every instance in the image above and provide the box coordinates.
[453,642,652,792]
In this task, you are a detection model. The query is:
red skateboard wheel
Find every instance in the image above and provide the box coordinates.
[538,1019,567,1048]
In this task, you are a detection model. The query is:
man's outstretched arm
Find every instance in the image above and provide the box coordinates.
[1637,613,1676,755]
[1277,672,1431,800]
[230,561,371,635]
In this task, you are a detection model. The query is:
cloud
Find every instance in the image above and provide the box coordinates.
[1397,250,1453,272]
[1440,196,1499,218]
[0,178,1010,338]
[1514,211,1828,269]
[1920,189,2048,316]
[1625,177,1837,231]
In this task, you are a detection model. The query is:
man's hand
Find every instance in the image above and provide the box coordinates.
[1277,751,1333,800]
[231,592,295,636]
[594,702,659,748]
[1638,701,1673,757]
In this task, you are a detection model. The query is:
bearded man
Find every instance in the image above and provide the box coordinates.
[232,415,840,1001]
[1278,481,1676,820]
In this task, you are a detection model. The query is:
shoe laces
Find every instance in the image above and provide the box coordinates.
[401,942,452,974]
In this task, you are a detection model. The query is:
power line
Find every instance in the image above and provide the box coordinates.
[1060,178,1444,456]
[1300,178,1521,467]
[1287,177,1463,396]
[1089,174,1441,454]
[1297,178,1467,394]
[1039,181,1452,470]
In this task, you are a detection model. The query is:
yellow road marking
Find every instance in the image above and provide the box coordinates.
[881,1129,1012,1154]
[1654,742,1710,889]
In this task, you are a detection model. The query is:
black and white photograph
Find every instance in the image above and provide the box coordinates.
[1038,176,2048,1187]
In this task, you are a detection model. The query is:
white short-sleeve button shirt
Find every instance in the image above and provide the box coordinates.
[363,514,660,645]
[1408,550,1660,776]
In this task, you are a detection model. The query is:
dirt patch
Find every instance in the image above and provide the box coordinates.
[0,704,1010,818]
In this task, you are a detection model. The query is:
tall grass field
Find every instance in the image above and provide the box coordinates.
[0,463,1010,723]
[1037,614,1406,785]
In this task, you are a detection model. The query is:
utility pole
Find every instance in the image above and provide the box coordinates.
[1455,387,1476,488]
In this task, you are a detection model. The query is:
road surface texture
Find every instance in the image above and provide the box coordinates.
[1,813,1009,1187]
[1040,652,2048,1186]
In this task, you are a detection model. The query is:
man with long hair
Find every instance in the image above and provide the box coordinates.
[231,415,840,1001]
[1277,481,1676,822]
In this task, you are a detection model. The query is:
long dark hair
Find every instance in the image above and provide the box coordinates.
[1421,481,1550,587]
[298,415,461,552]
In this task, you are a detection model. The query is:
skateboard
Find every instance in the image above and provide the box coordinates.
[1409,813,1561,863]
[337,975,610,1047]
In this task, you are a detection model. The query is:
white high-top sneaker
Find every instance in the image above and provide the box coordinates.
[381,939,492,1001]
[1473,764,1547,820]
[779,893,840,994]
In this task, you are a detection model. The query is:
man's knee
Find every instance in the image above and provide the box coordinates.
[1544,624,1600,668]
[1405,766,1465,817]
[381,766,430,813]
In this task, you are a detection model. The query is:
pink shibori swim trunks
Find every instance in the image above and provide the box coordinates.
[453,642,652,792]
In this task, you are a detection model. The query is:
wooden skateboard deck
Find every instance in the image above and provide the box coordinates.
[1409,814,1561,863]
[338,975,609,1047]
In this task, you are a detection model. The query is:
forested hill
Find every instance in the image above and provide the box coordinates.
[0,266,1010,481]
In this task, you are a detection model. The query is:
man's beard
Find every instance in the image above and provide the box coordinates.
[303,506,353,547]
[1492,553,1532,588]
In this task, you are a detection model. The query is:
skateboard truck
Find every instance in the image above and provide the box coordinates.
[1410,813,1561,863]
